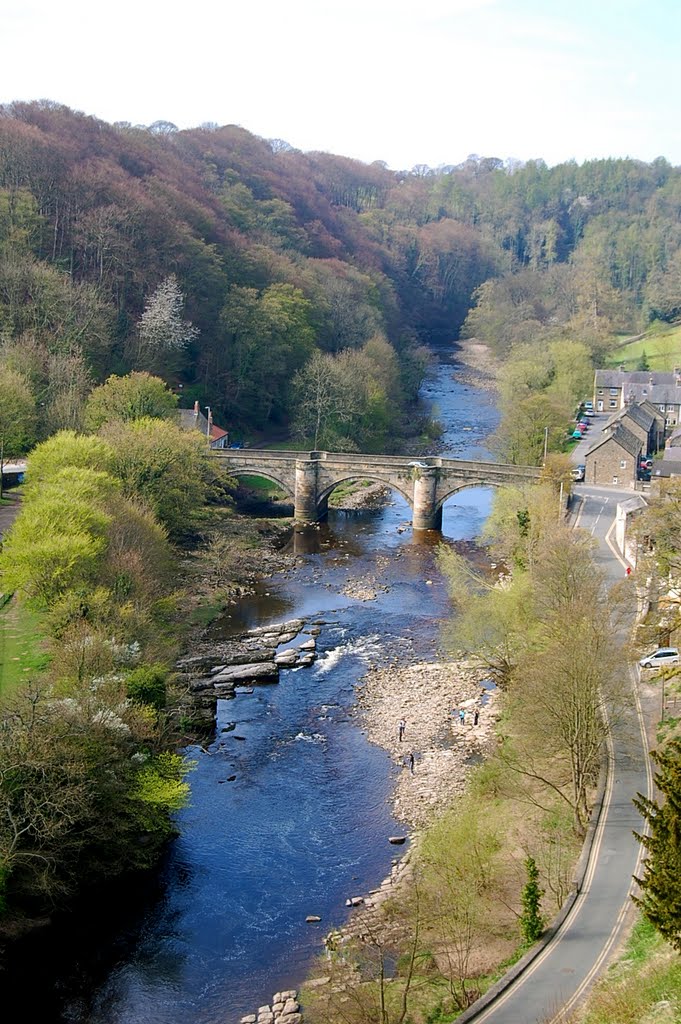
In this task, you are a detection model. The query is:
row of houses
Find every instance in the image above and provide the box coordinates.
[584,398,664,487]
[585,369,681,487]
[593,368,681,425]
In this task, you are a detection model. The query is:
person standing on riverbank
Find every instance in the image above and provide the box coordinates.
[407,751,415,774]
[398,719,406,741]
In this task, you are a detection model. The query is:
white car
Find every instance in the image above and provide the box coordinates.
[639,647,680,669]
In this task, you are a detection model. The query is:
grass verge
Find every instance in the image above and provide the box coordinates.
[573,915,680,1023]
[0,596,50,696]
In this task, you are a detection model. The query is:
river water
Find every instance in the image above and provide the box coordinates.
[8,351,499,1023]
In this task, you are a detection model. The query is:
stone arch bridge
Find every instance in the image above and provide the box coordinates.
[212,450,542,530]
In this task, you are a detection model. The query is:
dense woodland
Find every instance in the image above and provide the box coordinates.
[2,101,681,454]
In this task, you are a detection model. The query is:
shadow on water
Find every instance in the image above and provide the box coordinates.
[1,351,501,1024]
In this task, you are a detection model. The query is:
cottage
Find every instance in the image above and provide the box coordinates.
[584,423,642,487]
[177,401,229,449]
[605,401,664,455]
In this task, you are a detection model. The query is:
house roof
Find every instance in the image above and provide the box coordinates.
[607,402,656,433]
[585,422,642,459]
[177,408,227,442]
[639,399,665,423]
[663,445,681,460]
[653,460,681,478]
[594,369,681,407]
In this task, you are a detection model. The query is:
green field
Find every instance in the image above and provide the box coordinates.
[609,322,681,371]
[0,596,50,696]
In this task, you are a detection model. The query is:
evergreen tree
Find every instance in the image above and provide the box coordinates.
[520,855,544,944]
[633,739,681,950]
[637,350,651,371]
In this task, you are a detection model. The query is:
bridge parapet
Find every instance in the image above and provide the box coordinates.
[211,449,542,529]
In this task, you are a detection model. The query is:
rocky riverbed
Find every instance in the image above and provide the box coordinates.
[355,660,499,829]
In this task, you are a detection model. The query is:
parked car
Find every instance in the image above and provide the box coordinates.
[639,647,680,669]
[639,458,653,470]
[584,401,594,411]
[571,464,585,481]
[572,428,584,439]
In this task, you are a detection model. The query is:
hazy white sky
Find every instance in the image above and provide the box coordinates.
[3,0,681,169]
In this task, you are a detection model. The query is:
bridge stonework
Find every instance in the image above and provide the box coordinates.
[212,450,542,530]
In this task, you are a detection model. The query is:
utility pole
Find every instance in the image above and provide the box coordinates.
[205,406,212,446]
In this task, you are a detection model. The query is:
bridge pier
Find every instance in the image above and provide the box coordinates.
[412,469,442,531]
[294,459,320,523]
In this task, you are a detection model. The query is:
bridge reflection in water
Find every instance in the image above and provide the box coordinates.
[212,449,541,531]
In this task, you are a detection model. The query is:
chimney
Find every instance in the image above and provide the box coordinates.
[193,400,200,414]
[649,375,654,386]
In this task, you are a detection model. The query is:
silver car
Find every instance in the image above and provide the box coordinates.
[639,647,680,669]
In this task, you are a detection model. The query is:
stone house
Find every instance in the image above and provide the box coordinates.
[584,423,642,487]
[593,369,681,427]
[177,401,229,449]
[605,401,664,455]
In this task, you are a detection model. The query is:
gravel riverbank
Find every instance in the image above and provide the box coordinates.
[355,660,499,829]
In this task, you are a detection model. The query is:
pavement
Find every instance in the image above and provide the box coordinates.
[463,484,652,1024]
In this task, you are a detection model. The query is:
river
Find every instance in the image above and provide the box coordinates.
[5,350,499,1023]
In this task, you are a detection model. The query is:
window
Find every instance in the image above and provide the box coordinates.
[659,405,666,412]
[613,476,619,484]
[620,460,627,469]
[609,388,619,396]
[597,389,604,395]
[609,400,618,408]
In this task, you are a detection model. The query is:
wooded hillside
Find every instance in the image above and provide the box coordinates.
[2,100,680,441]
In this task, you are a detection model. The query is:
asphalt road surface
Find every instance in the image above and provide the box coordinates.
[468,485,652,1024]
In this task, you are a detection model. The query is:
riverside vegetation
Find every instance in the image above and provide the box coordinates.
[0,372,248,926]
[300,483,630,1023]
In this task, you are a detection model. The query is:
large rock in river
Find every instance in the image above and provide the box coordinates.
[212,662,279,685]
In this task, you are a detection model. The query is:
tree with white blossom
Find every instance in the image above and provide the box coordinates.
[135,276,199,367]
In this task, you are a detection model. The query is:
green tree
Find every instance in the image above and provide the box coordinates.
[0,365,36,500]
[23,431,114,491]
[85,371,178,430]
[633,739,681,950]
[101,417,210,541]
[520,856,544,943]
[0,467,116,607]
[438,548,538,686]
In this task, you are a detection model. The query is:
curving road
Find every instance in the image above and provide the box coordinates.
[465,485,652,1024]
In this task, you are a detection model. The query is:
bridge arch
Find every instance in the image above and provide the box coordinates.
[228,469,295,503]
[434,478,504,512]
[317,474,413,507]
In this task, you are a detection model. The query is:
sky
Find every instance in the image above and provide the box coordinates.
[3,0,681,170]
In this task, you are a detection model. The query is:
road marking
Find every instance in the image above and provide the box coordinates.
[547,666,652,1022]
[471,497,649,1024]
[470,730,616,1024]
